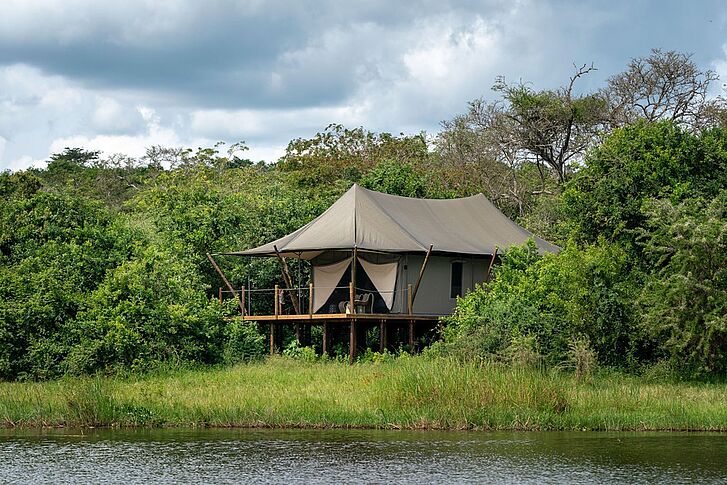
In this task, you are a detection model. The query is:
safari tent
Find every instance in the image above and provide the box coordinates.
[226,183,558,316]
[211,183,558,360]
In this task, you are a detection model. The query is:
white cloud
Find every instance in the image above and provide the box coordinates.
[91,96,143,134]
[190,105,365,139]
[50,106,210,159]
[0,1,724,171]
[712,43,727,97]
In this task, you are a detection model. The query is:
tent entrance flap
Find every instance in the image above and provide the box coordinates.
[357,257,398,310]
[312,259,351,313]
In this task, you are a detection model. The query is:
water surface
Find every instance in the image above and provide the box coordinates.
[1,428,725,484]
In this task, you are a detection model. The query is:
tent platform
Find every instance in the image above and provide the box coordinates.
[240,313,440,323]
[237,313,441,362]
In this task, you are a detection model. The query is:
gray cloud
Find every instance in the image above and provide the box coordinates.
[0,0,726,168]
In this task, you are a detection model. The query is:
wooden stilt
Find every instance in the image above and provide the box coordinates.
[269,323,275,355]
[323,322,330,356]
[408,320,415,352]
[302,324,311,347]
[379,320,387,353]
[349,320,357,364]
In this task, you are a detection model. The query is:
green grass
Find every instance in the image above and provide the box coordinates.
[1,356,726,431]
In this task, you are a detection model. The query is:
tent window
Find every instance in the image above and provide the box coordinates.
[450,261,463,298]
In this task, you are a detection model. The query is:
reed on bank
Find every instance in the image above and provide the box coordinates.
[1,356,726,431]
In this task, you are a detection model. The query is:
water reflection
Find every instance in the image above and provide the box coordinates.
[1,428,725,484]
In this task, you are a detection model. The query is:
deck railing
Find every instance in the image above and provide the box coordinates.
[218,282,416,317]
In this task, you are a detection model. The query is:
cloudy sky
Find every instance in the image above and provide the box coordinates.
[1,0,726,170]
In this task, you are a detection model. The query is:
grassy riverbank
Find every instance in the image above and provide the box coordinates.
[1,357,726,431]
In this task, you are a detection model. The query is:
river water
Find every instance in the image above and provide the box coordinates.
[1,428,725,484]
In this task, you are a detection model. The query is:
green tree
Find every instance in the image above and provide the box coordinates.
[563,122,727,252]
[359,159,449,198]
[638,192,727,376]
[65,247,224,374]
[277,124,430,188]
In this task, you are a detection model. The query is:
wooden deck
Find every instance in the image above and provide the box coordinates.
[240,312,440,323]
[238,313,442,362]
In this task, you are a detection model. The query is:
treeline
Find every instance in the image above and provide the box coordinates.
[0,49,725,380]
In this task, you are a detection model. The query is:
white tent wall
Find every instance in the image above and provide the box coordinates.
[310,250,490,315]
[392,254,490,316]
[311,258,351,312]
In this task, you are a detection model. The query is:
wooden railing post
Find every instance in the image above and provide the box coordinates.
[274,284,279,319]
[241,285,246,316]
[218,287,222,304]
[349,319,357,364]
[349,281,355,315]
[309,283,314,318]
[407,283,413,315]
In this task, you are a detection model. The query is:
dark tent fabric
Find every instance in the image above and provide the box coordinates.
[227,184,559,259]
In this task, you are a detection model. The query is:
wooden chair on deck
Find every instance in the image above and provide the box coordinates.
[338,293,374,314]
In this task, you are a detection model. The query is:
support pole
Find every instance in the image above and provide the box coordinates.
[218,287,222,304]
[206,253,244,315]
[323,322,330,356]
[484,246,499,283]
[269,323,276,355]
[351,247,358,313]
[309,283,314,318]
[411,244,433,304]
[349,319,357,364]
[349,282,355,315]
[407,283,413,315]
[274,245,300,314]
[408,320,415,352]
[274,284,279,319]
[379,320,387,353]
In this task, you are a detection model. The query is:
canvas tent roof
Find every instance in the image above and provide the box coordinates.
[226,184,559,259]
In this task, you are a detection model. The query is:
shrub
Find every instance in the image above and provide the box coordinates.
[223,320,266,364]
[282,341,318,362]
[441,240,644,368]
[64,247,224,374]
[638,191,727,377]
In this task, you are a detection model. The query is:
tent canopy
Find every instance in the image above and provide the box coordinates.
[226,184,559,260]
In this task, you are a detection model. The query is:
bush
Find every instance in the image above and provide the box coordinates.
[441,240,644,368]
[638,191,727,377]
[223,320,266,364]
[0,191,138,380]
[64,247,224,374]
[563,122,727,254]
[282,341,318,362]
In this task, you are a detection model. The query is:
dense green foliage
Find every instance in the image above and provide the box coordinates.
[1,50,725,381]
[440,123,727,377]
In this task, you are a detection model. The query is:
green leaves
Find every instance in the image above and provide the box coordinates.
[638,192,727,376]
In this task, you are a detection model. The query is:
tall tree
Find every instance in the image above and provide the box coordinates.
[604,49,725,130]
